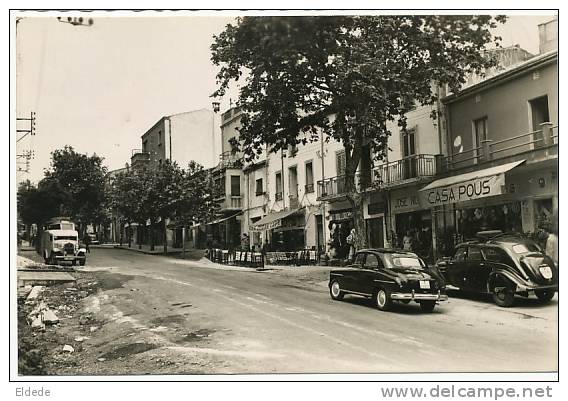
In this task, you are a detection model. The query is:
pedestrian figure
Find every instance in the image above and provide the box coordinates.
[403,230,413,251]
[83,233,91,253]
[241,233,250,251]
[545,222,558,267]
[346,228,357,261]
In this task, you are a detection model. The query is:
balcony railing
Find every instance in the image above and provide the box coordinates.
[305,183,315,193]
[275,192,283,201]
[317,174,368,200]
[289,195,299,209]
[215,194,243,210]
[373,154,438,186]
[131,149,150,164]
[444,122,558,170]
[215,151,242,171]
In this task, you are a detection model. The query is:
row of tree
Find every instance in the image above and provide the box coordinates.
[17,146,218,254]
[109,160,218,253]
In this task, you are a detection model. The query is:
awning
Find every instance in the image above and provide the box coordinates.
[194,211,243,227]
[249,208,302,232]
[419,160,525,207]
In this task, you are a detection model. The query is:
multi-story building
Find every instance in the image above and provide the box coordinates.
[130,108,221,248]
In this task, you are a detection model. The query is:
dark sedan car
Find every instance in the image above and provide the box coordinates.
[328,249,448,312]
[437,233,558,307]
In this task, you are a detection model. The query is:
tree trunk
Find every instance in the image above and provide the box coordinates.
[163,219,168,255]
[150,222,155,251]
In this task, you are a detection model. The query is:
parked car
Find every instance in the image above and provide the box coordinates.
[328,249,448,312]
[437,231,558,307]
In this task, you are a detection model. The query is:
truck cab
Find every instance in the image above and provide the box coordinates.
[39,219,86,266]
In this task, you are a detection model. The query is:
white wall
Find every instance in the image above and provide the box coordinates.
[169,109,221,169]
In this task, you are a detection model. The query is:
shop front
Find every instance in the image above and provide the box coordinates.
[364,192,387,249]
[389,185,433,261]
[249,208,306,252]
[418,160,557,256]
[327,207,353,259]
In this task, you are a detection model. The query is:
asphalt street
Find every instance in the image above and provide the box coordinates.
[53,247,558,374]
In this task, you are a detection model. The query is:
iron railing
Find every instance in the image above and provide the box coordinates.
[444,122,557,170]
[317,173,366,200]
[305,183,315,193]
[130,149,150,163]
[275,192,283,201]
[373,154,438,185]
[215,151,242,170]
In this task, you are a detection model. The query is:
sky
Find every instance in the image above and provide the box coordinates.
[14,12,557,184]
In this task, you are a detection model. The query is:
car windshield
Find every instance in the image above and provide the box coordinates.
[511,243,541,254]
[385,254,425,270]
[54,236,77,241]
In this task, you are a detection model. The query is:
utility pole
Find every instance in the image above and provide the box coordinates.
[16,111,37,180]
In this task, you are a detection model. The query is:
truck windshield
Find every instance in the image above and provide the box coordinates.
[54,236,77,241]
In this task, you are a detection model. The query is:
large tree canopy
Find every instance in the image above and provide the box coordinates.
[212,15,506,170]
[44,145,108,227]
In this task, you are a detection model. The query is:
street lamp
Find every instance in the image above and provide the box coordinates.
[211,101,221,166]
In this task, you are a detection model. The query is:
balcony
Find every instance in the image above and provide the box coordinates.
[288,195,299,209]
[275,192,283,201]
[317,174,368,201]
[373,154,439,187]
[130,149,150,166]
[305,183,315,194]
[215,194,243,211]
[213,151,242,172]
[444,123,558,171]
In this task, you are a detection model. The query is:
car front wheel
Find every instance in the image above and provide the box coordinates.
[374,288,392,311]
[420,300,436,312]
[535,289,555,303]
[329,280,344,300]
[492,275,515,307]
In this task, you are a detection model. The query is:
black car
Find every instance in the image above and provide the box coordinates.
[328,249,448,312]
[437,232,558,307]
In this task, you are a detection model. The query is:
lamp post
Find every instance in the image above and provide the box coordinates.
[212,101,220,167]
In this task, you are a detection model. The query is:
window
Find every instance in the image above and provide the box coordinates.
[455,246,467,262]
[354,253,366,266]
[529,96,550,148]
[142,140,148,153]
[467,246,483,261]
[255,178,264,196]
[305,161,314,193]
[288,166,298,198]
[483,247,514,267]
[402,128,417,178]
[158,130,162,146]
[365,253,380,269]
[336,150,346,176]
[473,117,488,162]
[230,175,241,197]
[275,171,282,200]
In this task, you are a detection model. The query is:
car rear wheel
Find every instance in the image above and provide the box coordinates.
[79,259,86,266]
[535,289,555,303]
[374,288,392,311]
[491,275,515,307]
[330,281,344,300]
[420,300,436,313]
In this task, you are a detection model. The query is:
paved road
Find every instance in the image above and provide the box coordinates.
[67,247,557,374]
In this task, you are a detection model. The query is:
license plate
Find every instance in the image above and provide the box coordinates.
[64,256,75,260]
[419,280,431,289]
[539,266,553,279]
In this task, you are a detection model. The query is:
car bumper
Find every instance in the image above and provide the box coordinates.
[54,255,86,261]
[391,291,448,302]
[517,283,558,292]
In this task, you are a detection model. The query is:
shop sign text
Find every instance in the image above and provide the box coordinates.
[421,174,504,206]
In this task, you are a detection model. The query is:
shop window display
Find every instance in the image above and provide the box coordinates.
[456,202,522,240]
[394,211,433,262]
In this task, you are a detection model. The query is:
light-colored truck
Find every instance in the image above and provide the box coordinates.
[39,218,87,266]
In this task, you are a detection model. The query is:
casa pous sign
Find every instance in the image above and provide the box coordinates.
[420,174,505,207]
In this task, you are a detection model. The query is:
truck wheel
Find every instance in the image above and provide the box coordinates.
[79,259,86,266]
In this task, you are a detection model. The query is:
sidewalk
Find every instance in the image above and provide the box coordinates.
[110,244,185,255]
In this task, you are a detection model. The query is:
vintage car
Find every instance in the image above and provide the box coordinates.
[328,249,448,312]
[437,232,558,307]
[40,229,87,266]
